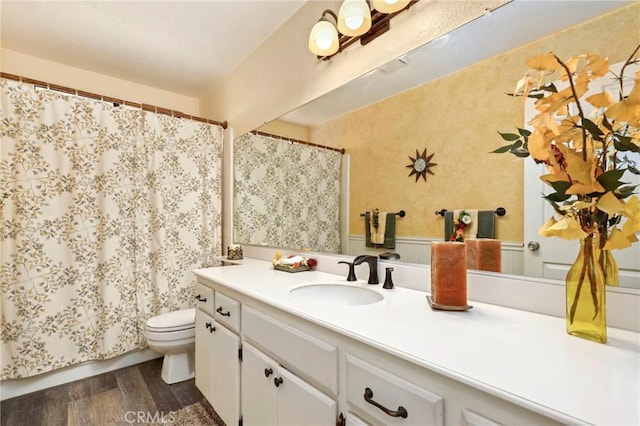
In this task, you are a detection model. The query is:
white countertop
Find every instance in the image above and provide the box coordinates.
[194,259,640,425]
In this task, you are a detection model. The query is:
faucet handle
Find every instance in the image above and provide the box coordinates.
[383,267,394,289]
[338,261,357,281]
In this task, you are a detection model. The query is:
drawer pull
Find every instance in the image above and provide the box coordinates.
[195,294,207,302]
[274,377,283,387]
[364,387,408,419]
[264,368,273,378]
[216,306,231,317]
[205,322,215,333]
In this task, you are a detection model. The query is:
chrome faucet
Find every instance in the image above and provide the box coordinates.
[353,255,379,285]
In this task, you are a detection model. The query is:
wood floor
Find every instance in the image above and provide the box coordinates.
[0,358,218,426]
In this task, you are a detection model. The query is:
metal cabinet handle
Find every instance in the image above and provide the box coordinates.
[264,368,273,377]
[274,377,283,387]
[363,387,408,418]
[216,306,231,317]
[205,322,215,333]
[195,294,207,302]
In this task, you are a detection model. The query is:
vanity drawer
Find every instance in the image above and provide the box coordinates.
[214,291,240,333]
[242,305,338,396]
[195,282,214,316]
[346,354,443,425]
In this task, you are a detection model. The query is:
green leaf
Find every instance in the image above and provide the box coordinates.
[498,131,521,141]
[613,135,640,152]
[517,128,532,137]
[582,118,604,141]
[543,191,572,202]
[617,185,639,198]
[512,148,530,158]
[543,180,572,202]
[491,144,515,154]
[597,169,625,192]
[602,114,614,132]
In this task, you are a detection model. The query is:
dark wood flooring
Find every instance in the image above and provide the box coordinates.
[0,358,216,426]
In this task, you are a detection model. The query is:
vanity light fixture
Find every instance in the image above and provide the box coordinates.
[308,10,340,56]
[372,0,410,14]
[309,0,417,60]
[337,0,372,37]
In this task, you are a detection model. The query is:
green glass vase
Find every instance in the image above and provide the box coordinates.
[565,236,607,343]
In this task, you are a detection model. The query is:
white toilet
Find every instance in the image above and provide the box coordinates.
[145,308,196,384]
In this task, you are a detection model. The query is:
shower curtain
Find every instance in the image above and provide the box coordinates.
[234,132,341,253]
[0,79,223,380]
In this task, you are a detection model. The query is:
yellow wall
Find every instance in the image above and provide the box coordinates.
[1,48,200,115]
[257,120,310,142]
[311,3,640,242]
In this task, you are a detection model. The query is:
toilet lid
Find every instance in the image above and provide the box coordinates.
[147,308,195,329]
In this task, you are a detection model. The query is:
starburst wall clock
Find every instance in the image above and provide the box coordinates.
[406,148,437,182]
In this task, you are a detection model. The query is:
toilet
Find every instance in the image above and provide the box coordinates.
[145,308,196,384]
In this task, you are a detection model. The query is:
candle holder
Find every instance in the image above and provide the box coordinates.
[227,245,243,260]
[428,241,473,311]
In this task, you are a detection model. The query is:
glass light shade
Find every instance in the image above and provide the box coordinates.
[372,0,410,14]
[337,0,372,37]
[308,20,339,56]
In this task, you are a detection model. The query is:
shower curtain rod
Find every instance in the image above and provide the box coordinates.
[1,72,228,129]
[251,129,345,154]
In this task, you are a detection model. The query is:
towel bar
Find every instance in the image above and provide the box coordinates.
[435,208,506,217]
[360,210,406,218]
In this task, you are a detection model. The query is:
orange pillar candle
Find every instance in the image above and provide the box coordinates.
[430,241,467,307]
[466,239,502,272]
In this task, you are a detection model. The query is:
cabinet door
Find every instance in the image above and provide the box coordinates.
[195,309,214,403]
[211,321,241,426]
[277,366,337,426]
[241,342,278,426]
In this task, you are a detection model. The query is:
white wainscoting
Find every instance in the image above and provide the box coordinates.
[345,235,524,276]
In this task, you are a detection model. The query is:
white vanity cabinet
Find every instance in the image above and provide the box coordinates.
[242,341,337,426]
[194,287,241,426]
[346,354,444,425]
[241,305,338,425]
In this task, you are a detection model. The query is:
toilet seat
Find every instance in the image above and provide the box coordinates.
[146,308,195,333]
[146,327,195,342]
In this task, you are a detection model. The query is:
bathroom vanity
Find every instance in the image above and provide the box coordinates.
[193,258,639,426]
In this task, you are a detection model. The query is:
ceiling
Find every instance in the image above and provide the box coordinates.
[0,0,306,97]
[1,0,634,127]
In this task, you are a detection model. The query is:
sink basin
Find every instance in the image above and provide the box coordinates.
[289,283,383,306]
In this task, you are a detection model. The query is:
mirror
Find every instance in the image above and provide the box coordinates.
[234,0,639,288]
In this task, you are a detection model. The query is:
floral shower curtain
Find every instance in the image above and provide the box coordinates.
[0,79,223,380]
[234,132,341,253]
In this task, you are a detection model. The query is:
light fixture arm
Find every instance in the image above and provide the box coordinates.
[320,9,338,24]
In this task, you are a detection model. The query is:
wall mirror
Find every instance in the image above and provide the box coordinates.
[233,0,639,291]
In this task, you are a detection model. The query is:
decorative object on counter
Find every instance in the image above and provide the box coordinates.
[383,267,395,289]
[272,251,318,273]
[227,244,244,260]
[494,45,640,343]
[566,236,607,342]
[429,242,472,310]
[406,148,437,182]
[363,209,405,249]
[442,209,499,241]
[466,238,502,272]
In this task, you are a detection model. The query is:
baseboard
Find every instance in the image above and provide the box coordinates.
[0,349,162,401]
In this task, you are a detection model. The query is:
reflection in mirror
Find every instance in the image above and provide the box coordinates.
[233,0,639,289]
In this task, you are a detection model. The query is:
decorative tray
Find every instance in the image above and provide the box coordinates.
[426,295,473,311]
[274,264,310,273]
